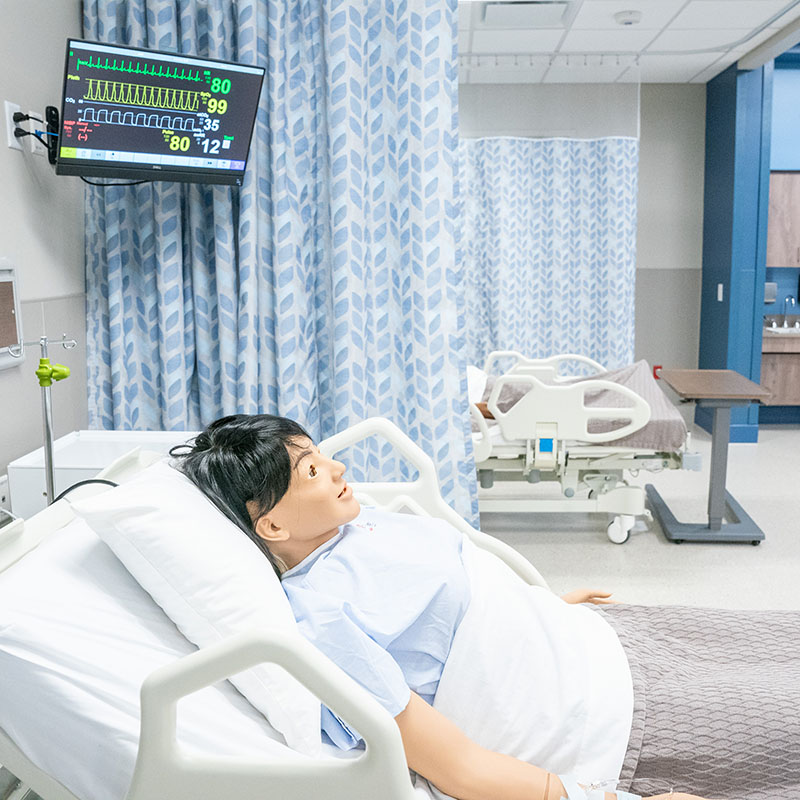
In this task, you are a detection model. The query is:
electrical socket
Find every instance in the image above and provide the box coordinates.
[28,110,46,156]
[5,100,22,151]
[0,475,10,512]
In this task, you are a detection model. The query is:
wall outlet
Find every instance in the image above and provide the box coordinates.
[5,100,22,151]
[28,110,47,156]
[0,475,10,512]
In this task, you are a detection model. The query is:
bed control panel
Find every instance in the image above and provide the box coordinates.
[534,424,558,470]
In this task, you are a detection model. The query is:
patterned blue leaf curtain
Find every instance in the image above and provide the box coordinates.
[83,0,478,521]
[460,137,639,370]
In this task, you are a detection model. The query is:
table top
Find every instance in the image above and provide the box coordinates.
[658,369,772,402]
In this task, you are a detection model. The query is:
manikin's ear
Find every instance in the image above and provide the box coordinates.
[253,515,291,543]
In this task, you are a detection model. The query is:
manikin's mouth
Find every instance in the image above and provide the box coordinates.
[338,484,349,499]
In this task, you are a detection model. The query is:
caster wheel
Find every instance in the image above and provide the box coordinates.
[607,516,631,544]
[674,539,684,545]
[751,540,761,546]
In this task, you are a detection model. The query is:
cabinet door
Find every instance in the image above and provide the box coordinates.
[760,352,800,405]
[766,172,800,267]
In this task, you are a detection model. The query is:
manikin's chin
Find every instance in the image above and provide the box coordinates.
[342,499,361,523]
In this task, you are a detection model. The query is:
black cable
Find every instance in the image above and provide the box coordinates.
[80,176,152,186]
[53,479,119,503]
[12,112,43,123]
[13,128,51,152]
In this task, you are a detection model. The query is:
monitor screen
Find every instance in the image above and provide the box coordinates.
[56,39,265,186]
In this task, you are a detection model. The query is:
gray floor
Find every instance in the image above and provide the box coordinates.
[480,423,800,610]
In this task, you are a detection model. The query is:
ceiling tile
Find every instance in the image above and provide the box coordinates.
[637,52,725,82]
[670,1,789,29]
[467,66,548,84]
[768,4,800,27]
[543,60,630,83]
[690,56,737,83]
[560,27,658,52]
[570,0,687,31]
[648,28,754,51]
[470,28,565,52]
[735,24,800,49]
[458,2,474,30]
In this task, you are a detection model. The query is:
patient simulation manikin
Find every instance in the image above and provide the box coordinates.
[174,414,800,800]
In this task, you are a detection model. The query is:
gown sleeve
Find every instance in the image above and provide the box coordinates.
[282,582,412,750]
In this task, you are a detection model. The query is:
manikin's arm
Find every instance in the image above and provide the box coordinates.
[394,692,706,800]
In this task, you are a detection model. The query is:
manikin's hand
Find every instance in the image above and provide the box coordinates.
[560,588,618,605]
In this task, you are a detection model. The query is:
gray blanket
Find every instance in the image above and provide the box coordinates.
[597,604,800,800]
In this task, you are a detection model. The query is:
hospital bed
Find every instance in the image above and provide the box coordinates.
[470,352,701,544]
[0,418,546,800]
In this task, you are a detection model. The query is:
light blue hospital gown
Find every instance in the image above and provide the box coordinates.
[280,508,470,750]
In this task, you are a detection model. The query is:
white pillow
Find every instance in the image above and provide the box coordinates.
[0,517,308,800]
[69,459,322,756]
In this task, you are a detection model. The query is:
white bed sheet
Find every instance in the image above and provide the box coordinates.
[0,518,365,800]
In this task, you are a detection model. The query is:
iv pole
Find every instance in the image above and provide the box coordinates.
[9,334,77,506]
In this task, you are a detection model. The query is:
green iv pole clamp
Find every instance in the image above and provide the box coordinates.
[9,335,77,506]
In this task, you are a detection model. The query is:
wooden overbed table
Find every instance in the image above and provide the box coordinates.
[645,369,771,544]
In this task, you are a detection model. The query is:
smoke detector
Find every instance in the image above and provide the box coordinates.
[614,10,643,26]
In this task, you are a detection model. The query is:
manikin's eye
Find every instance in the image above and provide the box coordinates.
[308,464,317,477]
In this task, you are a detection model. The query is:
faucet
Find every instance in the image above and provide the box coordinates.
[782,295,797,327]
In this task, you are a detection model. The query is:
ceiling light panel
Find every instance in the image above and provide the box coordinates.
[482,1,571,28]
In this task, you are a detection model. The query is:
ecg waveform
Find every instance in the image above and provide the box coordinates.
[76,55,205,82]
[84,79,201,111]
[78,106,199,131]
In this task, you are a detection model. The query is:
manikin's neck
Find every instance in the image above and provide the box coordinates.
[270,526,341,573]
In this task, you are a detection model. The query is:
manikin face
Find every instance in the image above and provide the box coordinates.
[250,438,361,569]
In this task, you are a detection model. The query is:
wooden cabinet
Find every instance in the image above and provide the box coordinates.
[761,334,800,405]
[766,172,800,267]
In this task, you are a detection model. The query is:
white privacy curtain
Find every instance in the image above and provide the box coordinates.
[460,136,639,370]
[83,0,479,523]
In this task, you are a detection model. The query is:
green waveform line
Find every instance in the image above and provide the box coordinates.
[84,78,201,111]
[76,55,208,82]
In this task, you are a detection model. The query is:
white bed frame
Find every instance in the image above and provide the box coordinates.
[472,351,694,544]
[0,417,546,800]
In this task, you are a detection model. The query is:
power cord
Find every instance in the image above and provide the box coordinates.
[13,111,43,124]
[13,127,51,151]
[53,478,119,503]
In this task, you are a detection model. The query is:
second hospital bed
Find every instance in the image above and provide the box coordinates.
[469,352,701,543]
[0,418,547,800]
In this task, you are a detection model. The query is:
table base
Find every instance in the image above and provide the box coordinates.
[645,484,765,545]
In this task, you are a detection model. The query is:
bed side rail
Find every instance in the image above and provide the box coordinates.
[319,417,548,589]
[129,629,416,800]
[483,350,605,382]
[488,375,651,444]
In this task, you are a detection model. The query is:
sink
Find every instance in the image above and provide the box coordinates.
[764,327,800,336]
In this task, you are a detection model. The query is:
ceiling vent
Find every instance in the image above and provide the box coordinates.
[482,1,571,29]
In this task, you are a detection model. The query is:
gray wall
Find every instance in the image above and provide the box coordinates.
[0,0,85,476]
[459,82,706,371]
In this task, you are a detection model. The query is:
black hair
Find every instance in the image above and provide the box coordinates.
[169,414,311,575]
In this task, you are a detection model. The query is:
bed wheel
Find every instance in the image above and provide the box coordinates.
[752,540,761,546]
[607,515,633,544]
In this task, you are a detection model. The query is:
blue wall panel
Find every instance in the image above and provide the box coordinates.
[699,64,772,442]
